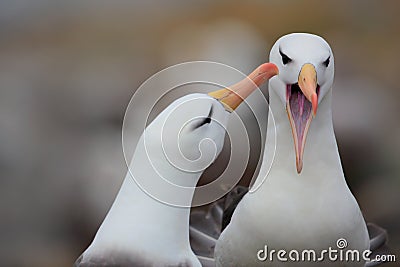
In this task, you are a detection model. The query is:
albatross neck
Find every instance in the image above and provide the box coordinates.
[254,87,344,190]
[90,136,201,252]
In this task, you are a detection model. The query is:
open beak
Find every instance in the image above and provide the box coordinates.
[208,63,279,112]
[286,63,319,173]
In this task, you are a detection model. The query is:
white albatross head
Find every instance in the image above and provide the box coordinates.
[145,63,279,181]
[269,33,335,173]
[145,93,231,177]
[136,63,279,192]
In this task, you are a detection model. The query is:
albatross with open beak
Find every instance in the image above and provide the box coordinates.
[209,33,374,266]
[74,63,278,267]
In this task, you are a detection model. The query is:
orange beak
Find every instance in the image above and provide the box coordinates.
[298,63,318,117]
[287,63,318,173]
[208,63,279,112]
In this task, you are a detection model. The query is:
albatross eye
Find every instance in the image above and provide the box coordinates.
[192,105,213,130]
[323,56,330,67]
[279,49,292,65]
[194,117,211,129]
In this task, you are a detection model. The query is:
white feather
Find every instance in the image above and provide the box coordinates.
[214,33,369,267]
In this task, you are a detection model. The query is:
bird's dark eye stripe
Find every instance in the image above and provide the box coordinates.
[279,48,292,65]
[192,105,213,129]
[207,105,214,118]
[193,116,211,129]
[323,56,330,67]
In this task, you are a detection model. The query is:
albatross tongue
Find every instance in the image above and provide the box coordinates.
[286,83,316,173]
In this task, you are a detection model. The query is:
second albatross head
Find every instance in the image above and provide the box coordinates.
[269,33,335,173]
[143,63,278,187]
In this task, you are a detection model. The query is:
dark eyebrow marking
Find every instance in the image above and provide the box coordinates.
[207,105,213,118]
[279,47,292,65]
[323,56,330,67]
[192,105,213,130]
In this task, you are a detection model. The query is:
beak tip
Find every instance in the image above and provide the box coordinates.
[259,63,279,79]
[209,63,278,112]
[311,92,318,117]
[296,163,303,174]
[295,156,303,173]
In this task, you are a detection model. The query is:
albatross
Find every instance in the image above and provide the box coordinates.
[190,33,389,267]
[74,63,278,267]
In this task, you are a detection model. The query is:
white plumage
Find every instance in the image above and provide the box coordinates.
[75,63,278,267]
[75,94,230,267]
[215,33,369,267]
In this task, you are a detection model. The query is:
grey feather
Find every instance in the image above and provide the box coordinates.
[365,223,391,267]
[74,253,194,267]
[221,186,248,231]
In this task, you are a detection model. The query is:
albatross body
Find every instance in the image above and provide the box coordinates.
[75,94,228,267]
[75,64,278,267]
[214,33,369,266]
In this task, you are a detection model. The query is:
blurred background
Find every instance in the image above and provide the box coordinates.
[0,0,399,266]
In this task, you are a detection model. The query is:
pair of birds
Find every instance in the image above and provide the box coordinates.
[75,33,388,267]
